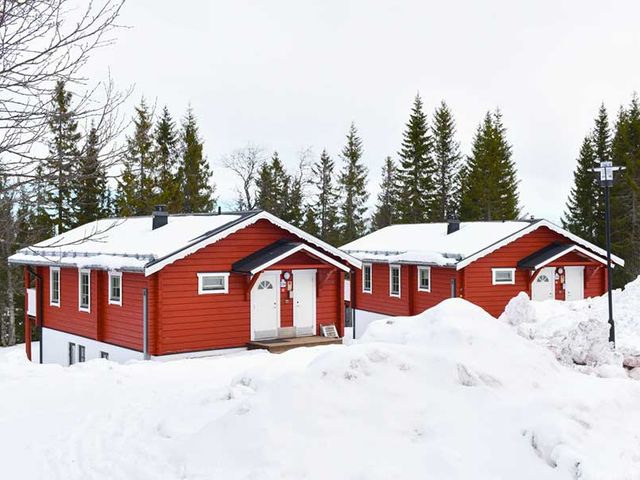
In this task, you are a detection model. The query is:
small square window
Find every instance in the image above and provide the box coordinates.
[389,265,401,298]
[109,272,122,305]
[418,266,431,292]
[492,268,515,285]
[362,263,372,293]
[78,345,86,363]
[197,272,230,294]
[100,351,109,360]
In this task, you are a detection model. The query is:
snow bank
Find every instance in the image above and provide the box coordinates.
[501,278,640,368]
[2,299,640,479]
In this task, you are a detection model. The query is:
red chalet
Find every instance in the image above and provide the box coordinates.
[9,208,361,364]
[340,218,624,336]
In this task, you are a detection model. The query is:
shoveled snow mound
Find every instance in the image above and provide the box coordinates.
[501,278,640,368]
[2,299,640,479]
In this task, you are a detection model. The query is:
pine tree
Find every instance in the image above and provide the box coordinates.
[611,96,640,286]
[301,205,319,237]
[459,110,520,221]
[371,156,400,230]
[431,101,462,221]
[116,99,155,216]
[284,174,304,227]
[177,108,215,213]
[590,104,610,246]
[562,136,599,242]
[308,149,340,243]
[153,106,181,211]
[338,123,369,243]
[74,124,109,225]
[396,94,434,223]
[45,80,81,232]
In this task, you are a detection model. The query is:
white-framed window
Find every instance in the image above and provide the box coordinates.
[389,264,401,298]
[78,269,91,312]
[50,267,60,307]
[417,266,431,292]
[492,268,516,285]
[197,272,230,294]
[108,271,122,306]
[362,263,372,293]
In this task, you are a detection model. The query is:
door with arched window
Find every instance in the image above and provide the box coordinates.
[250,271,280,340]
[531,267,555,301]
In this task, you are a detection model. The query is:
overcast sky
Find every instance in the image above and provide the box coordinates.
[85,0,640,221]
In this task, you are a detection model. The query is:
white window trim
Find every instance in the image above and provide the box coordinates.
[108,271,123,306]
[389,264,401,298]
[78,269,91,313]
[197,272,230,295]
[362,263,372,294]
[492,268,516,285]
[417,266,431,292]
[50,266,60,307]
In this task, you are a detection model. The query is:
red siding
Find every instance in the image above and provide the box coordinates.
[462,227,607,317]
[411,267,457,314]
[156,219,343,355]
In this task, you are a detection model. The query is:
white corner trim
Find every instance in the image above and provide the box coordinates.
[197,272,230,294]
[249,243,350,274]
[362,262,372,294]
[78,269,91,313]
[389,264,401,298]
[457,219,624,270]
[492,268,516,285]
[417,265,431,292]
[108,271,123,306]
[49,266,60,307]
[144,211,361,276]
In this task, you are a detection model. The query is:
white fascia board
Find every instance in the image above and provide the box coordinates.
[144,211,361,276]
[250,243,351,274]
[456,220,624,270]
[533,244,609,269]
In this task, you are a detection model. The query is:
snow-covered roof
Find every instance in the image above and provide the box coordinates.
[9,211,361,274]
[340,219,624,269]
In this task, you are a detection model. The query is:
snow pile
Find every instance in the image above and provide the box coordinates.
[501,278,640,369]
[2,299,640,479]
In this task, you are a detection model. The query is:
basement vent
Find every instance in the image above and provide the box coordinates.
[320,324,339,338]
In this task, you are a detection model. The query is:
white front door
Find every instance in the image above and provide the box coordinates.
[251,271,280,340]
[293,270,316,336]
[564,266,585,301]
[531,267,555,301]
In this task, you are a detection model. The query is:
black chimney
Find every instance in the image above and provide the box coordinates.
[152,205,168,230]
[447,215,460,235]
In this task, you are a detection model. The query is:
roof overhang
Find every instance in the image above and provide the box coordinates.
[144,211,361,276]
[456,219,624,270]
[517,243,610,270]
[233,242,351,275]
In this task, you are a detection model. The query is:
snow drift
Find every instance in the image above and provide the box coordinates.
[501,277,640,369]
[2,298,640,479]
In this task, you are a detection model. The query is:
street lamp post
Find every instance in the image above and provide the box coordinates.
[592,161,624,346]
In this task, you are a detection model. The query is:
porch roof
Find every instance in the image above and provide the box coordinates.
[232,240,350,275]
[517,242,609,270]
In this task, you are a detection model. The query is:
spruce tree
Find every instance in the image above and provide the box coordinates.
[74,124,109,225]
[562,136,599,242]
[153,106,181,211]
[338,123,369,243]
[590,104,610,246]
[371,156,400,230]
[611,96,640,286]
[396,94,434,223]
[177,108,215,213]
[308,149,340,244]
[459,110,520,221]
[284,174,304,227]
[431,101,462,221]
[301,205,319,237]
[256,151,290,217]
[116,99,155,216]
[45,80,81,232]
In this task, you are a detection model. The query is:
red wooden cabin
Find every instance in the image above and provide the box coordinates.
[10,208,360,364]
[341,218,624,335]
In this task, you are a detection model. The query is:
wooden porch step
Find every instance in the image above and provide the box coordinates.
[247,335,342,353]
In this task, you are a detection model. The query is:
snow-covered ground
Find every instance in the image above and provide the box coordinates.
[2,298,640,479]
[501,277,640,371]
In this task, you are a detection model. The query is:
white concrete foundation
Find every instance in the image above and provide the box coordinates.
[353,309,391,339]
[42,328,143,365]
